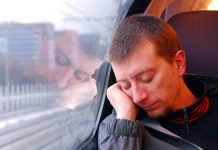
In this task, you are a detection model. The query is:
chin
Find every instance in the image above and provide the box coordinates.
[147,107,171,119]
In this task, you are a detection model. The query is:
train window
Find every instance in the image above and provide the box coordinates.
[145,0,218,21]
[0,0,124,149]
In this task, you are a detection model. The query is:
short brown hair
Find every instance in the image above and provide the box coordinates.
[108,14,181,63]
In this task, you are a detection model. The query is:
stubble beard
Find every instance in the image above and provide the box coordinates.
[146,104,172,120]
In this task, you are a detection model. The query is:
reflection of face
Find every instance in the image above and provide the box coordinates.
[54,43,102,109]
[54,48,101,89]
[112,41,183,119]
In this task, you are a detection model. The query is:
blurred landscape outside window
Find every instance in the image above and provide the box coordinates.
[0,0,123,149]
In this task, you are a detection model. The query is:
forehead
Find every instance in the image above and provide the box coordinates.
[112,41,166,79]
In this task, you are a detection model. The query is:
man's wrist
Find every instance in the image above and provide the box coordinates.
[116,111,137,121]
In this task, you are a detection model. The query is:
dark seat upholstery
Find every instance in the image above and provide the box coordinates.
[167,11,218,77]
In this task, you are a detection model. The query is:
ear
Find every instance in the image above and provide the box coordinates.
[174,50,186,75]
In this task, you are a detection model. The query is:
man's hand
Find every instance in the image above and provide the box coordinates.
[107,83,138,120]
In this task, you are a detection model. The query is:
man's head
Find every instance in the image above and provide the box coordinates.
[109,14,187,119]
[109,14,180,63]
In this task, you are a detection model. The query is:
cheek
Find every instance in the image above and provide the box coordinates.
[149,72,176,101]
[156,74,180,107]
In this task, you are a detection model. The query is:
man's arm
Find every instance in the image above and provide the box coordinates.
[98,83,144,149]
[98,111,145,150]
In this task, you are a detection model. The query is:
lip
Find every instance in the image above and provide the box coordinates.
[143,101,160,111]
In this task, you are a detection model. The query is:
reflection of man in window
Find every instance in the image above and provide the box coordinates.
[23,30,105,109]
[0,30,106,148]
[53,31,104,109]
[53,31,108,148]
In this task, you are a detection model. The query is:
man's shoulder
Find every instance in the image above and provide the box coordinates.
[185,74,218,98]
[185,73,218,82]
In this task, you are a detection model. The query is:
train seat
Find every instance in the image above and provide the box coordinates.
[167,11,218,77]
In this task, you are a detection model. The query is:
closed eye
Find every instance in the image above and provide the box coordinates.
[140,76,153,83]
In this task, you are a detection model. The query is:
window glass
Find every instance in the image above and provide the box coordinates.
[0,0,123,149]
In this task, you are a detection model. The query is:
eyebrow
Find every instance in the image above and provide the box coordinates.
[116,68,155,83]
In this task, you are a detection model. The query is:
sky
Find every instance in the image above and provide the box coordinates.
[0,0,64,25]
[0,0,120,32]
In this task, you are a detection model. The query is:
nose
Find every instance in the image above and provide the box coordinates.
[132,84,148,104]
[54,68,76,88]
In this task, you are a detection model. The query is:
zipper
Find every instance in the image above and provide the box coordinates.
[183,108,190,136]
